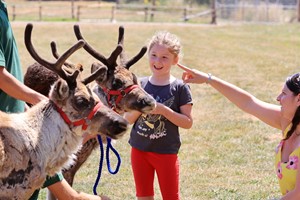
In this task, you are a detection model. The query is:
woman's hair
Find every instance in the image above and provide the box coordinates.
[284,73,300,140]
[147,31,182,58]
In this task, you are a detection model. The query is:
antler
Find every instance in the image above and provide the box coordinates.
[73,25,146,70]
[50,40,108,86]
[116,26,147,69]
[117,26,126,65]
[73,24,122,69]
[25,23,84,86]
[50,41,74,69]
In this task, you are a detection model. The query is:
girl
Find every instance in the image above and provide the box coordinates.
[124,31,193,200]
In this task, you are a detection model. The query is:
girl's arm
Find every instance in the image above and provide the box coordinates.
[178,64,282,130]
[123,110,142,124]
[151,102,193,129]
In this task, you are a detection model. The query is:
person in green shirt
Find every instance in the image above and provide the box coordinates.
[0,1,46,112]
[0,1,109,199]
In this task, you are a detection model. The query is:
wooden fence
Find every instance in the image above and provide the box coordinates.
[8,1,299,24]
[8,3,214,24]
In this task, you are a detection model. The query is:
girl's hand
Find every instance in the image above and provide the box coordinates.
[177,63,210,84]
[150,102,165,115]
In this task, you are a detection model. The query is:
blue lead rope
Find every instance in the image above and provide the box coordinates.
[93,134,122,195]
[106,137,121,174]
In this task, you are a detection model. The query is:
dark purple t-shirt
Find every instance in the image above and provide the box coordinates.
[129,77,193,154]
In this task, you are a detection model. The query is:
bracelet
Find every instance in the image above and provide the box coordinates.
[206,73,212,84]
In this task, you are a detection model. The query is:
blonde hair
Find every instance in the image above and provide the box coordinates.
[148,31,182,59]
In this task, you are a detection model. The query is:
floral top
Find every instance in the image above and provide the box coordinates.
[275,124,300,195]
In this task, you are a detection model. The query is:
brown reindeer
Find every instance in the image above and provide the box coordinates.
[74,25,155,114]
[0,23,129,200]
[24,26,156,195]
[60,25,156,187]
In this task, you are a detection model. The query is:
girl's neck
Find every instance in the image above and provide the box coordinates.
[149,75,175,86]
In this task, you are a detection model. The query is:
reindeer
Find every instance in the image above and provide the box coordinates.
[73,25,155,114]
[24,25,156,198]
[0,23,129,200]
[24,25,156,194]
[59,25,156,187]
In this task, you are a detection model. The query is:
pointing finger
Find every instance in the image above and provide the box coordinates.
[177,63,194,73]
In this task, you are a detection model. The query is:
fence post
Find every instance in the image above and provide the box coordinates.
[265,0,269,22]
[71,0,75,19]
[111,5,116,23]
[12,5,16,21]
[39,5,42,21]
[211,0,217,24]
[150,0,156,21]
[241,0,245,21]
[183,7,188,22]
[297,0,300,22]
[144,6,148,22]
[77,5,81,21]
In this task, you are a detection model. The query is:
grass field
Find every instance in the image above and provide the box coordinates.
[11,21,300,200]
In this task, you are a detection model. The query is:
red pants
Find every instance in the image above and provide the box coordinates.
[131,147,180,200]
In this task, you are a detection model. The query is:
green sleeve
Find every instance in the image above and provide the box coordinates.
[28,173,64,200]
[42,172,64,188]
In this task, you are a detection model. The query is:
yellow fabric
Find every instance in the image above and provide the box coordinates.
[275,124,300,195]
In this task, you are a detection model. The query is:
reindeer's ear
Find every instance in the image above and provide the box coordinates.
[91,62,108,84]
[132,73,138,84]
[49,79,70,102]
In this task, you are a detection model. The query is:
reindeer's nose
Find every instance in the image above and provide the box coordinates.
[141,97,156,107]
[137,96,156,113]
[108,117,128,138]
[113,118,128,132]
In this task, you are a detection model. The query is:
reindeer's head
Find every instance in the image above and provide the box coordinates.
[24,23,128,139]
[73,25,156,114]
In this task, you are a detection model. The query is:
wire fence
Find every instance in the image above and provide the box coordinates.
[216,0,299,23]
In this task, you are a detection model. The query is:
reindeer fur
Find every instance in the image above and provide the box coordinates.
[0,23,129,200]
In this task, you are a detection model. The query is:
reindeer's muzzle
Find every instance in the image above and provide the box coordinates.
[94,106,129,139]
[104,117,129,139]
[134,95,156,113]
[125,88,156,114]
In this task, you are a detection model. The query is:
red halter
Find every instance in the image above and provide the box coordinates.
[102,84,139,111]
[55,101,103,130]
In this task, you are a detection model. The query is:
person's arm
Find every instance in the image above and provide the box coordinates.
[150,102,193,129]
[47,179,110,200]
[178,63,282,129]
[280,159,300,200]
[123,110,142,124]
[0,66,47,105]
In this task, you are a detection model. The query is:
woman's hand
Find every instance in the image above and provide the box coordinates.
[177,63,210,84]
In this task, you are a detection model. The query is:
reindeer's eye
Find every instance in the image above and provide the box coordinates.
[112,78,123,90]
[73,96,90,110]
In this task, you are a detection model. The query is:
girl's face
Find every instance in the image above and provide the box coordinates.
[148,44,178,77]
[277,84,300,120]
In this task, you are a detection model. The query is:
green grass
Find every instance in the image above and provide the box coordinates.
[11,22,300,200]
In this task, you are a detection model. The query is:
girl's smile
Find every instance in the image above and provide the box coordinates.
[153,64,163,70]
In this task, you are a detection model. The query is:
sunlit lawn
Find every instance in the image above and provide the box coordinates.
[11,22,300,200]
